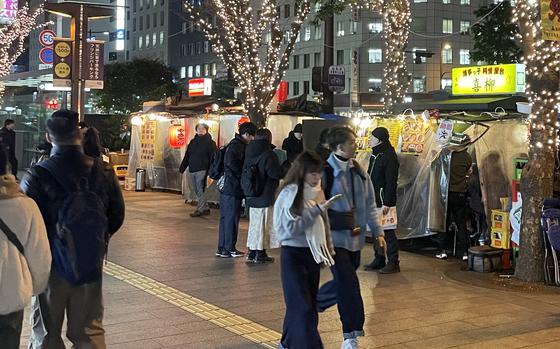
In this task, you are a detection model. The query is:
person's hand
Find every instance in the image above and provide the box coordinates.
[382,205,391,215]
[320,194,343,211]
[377,236,387,255]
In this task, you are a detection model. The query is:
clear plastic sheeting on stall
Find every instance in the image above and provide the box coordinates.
[393,117,528,239]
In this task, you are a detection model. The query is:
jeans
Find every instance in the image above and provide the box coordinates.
[28,273,105,349]
[317,248,365,339]
[279,246,323,349]
[0,309,24,349]
[188,170,208,212]
[218,193,242,252]
[438,191,469,256]
[373,229,400,265]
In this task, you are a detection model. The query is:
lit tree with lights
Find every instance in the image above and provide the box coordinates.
[0,5,44,97]
[185,0,310,127]
[512,1,560,282]
[315,0,411,115]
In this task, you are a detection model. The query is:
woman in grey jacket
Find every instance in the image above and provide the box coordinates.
[274,151,340,349]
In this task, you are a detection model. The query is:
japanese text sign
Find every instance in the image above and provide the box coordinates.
[451,64,525,96]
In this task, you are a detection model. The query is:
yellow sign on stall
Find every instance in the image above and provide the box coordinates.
[542,0,560,41]
[451,64,525,96]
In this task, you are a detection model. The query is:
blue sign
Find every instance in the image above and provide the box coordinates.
[116,29,125,40]
[39,47,54,64]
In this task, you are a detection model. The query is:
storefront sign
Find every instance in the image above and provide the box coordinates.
[140,120,157,161]
[83,41,104,89]
[52,38,73,88]
[451,64,525,96]
[0,0,17,24]
[401,119,429,154]
[435,120,454,144]
[169,125,186,148]
[542,0,560,41]
[327,65,345,92]
[188,78,212,97]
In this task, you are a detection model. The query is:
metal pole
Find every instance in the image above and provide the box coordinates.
[70,15,80,115]
[322,7,334,114]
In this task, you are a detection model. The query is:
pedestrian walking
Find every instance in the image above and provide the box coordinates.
[274,150,338,349]
[179,123,217,217]
[436,135,473,260]
[216,121,257,258]
[243,128,283,263]
[282,123,304,164]
[0,119,18,178]
[364,127,400,274]
[0,149,51,349]
[316,126,385,349]
[22,110,125,349]
[315,127,331,162]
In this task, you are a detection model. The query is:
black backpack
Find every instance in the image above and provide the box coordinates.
[241,152,267,197]
[37,159,108,285]
[208,145,228,180]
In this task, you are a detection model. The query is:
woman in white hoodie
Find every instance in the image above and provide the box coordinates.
[0,149,51,348]
[274,151,341,349]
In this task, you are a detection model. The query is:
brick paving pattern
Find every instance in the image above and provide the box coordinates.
[19,191,560,348]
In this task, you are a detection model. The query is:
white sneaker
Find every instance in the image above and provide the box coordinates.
[341,338,359,349]
[435,251,448,259]
[462,253,468,261]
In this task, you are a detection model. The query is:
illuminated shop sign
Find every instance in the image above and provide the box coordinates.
[451,64,525,96]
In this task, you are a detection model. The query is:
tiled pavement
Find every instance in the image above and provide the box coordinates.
[19,191,560,348]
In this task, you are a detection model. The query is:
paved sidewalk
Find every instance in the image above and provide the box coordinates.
[20,191,560,348]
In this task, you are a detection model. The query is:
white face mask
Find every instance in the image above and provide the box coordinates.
[369,136,382,148]
[294,132,303,140]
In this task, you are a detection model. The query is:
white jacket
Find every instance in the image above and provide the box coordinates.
[0,195,51,315]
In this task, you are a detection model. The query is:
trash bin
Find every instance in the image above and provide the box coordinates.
[135,168,146,192]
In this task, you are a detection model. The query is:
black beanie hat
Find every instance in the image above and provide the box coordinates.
[371,127,390,143]
[293,123,303,133]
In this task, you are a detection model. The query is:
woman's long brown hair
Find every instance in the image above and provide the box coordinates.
[278,151,324,215]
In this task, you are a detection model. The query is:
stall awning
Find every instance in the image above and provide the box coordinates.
[397,95,527,112]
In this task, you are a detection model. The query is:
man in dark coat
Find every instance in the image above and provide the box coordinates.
[244,128,283,263]
[217,121,257,258]
[21,110,125,348]
[315,127,331,162]
[179,123,217,217]
[282,123,303,164]
[364,127,401,274]
[0,119,17,177]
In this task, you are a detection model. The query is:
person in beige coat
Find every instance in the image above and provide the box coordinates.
[0,149,51,349]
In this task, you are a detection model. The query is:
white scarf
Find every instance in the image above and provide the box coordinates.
[303,181,335,266]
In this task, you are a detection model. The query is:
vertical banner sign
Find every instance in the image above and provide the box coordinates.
[351,48,359,106]
[84,41,105,89]
[52,38,73,88]
[0,0,18,24]
[542,0,560,41]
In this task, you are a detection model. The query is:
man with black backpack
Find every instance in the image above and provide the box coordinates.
[241,128,283,263]
[216,121,257,258]
[22,110,125,349]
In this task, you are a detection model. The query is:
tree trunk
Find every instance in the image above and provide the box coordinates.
[513,0,560,283]
[516,122,555,282]
[247,105,267,128]
[322,11,334,114]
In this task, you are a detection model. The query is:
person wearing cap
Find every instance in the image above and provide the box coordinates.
[364,127,401,274]
[436,135,473,260]
[282,123,304,164]
[22,110,125,349]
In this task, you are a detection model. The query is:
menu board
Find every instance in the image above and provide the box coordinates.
[400,119,429,154]
[140,121,157,161]
[376,119,402,147]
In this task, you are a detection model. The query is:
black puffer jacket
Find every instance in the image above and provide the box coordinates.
[222,134,247,198]
[0,127,16,156]
[20,145,125,278]
[367,143,399,208]
[179,133,217,173]
[282,132,303,163]
[244,139,283,208]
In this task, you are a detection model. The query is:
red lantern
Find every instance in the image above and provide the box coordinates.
[238,116,250,126]
[169,125,186,148]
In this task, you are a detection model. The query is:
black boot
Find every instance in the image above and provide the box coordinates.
[379,262,400,274]
[364,257,386,271]
[254,250,274,263]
